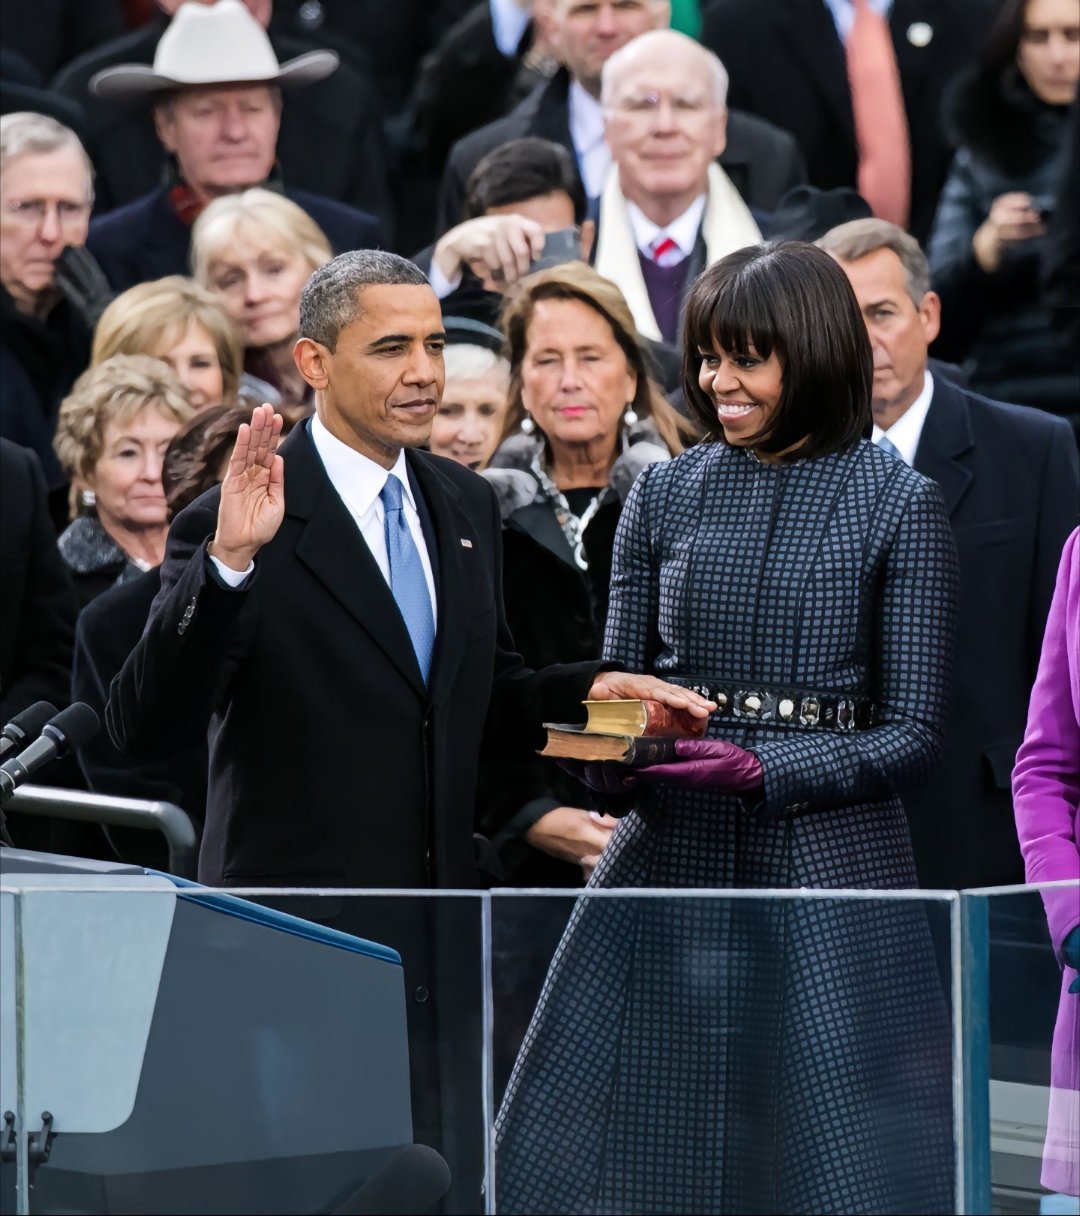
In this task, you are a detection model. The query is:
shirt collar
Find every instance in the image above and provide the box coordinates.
[872,368,934,465]
[568,79,606,153]
[821,0,894,40]
[489,0,531,56]
[625,193,708,259]
[310,414,415,518]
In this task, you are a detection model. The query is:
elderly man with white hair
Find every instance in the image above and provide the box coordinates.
[593,28,762,345]
[0,111,109,504]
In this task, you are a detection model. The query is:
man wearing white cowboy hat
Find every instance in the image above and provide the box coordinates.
[81,0,383,293]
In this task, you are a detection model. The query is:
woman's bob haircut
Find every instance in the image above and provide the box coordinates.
[682,241,872,461]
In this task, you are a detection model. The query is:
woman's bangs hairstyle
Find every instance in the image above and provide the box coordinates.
[682,241,871,461]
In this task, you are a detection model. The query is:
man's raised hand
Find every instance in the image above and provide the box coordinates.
[209,404,285,572]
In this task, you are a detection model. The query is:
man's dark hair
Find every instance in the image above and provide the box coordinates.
[464,137,588,226]
[298,250,429,351]
[682,241,872,460]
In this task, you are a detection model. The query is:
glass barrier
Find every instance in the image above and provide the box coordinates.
[0,882,489,1216]
[489,888,960,1216]
[960,883,1080,1216]
[0,873,971,1215]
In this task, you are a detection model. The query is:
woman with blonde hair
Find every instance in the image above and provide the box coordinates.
[191,188,332,411]
[479,262,697,888]
[92,276,243,410]
[53,354,193,606]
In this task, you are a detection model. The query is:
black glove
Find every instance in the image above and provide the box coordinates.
[54,244,114,332]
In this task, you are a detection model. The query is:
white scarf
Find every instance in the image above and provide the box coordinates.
[594,162,762,342]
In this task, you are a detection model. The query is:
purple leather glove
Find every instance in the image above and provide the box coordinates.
[637,738,764,792]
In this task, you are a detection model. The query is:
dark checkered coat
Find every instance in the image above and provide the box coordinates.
[495,440,961,1215]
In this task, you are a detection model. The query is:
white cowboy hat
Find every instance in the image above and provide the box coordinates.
[90,0,339,99]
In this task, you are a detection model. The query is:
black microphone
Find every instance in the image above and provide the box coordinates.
[0,703,100,805]
[0,701,57,760]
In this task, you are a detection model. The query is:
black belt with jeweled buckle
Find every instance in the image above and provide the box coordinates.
[664,678,878,732]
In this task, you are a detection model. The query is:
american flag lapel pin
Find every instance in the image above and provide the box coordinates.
[460,538,473,549]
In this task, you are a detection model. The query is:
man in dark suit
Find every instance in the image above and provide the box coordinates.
[82,0,382,292]
[52,0,393,231]
[701,0,997,242]
[105,250,709,1203]
[437,0,805,234]
[821,218,1080,889]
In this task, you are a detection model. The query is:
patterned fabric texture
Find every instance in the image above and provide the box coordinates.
[495,440,961,1214]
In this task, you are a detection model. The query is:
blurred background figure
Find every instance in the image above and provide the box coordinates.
[53,353,193,606]
[480,261,694,886]
[0,0,122,83]
[819,217,1079,889]
[928,0,1080,429]
[83,0,380,292]
[701,0,997,242]
[0,438,77,726]
[52,0,393,231]
[72,404,267,868]
[192,186,331,414]
[429,318,511,471]
[92,274,244,409]
[595,29,760,345]
[1012,526,1080,1206]
[0,112,105,516]
[438,0,803,240]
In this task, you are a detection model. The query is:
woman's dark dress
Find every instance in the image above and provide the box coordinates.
[495,440,961,1215]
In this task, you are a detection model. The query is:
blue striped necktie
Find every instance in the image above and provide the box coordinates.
[877,434,904,463]
[380,475,435,683]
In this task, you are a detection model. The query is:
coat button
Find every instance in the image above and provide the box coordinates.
[414,986,429,1004]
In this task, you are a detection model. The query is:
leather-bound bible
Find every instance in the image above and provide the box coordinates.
[539,699,708,765]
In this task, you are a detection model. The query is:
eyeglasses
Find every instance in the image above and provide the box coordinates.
[610,92,714,119]
[3,199,92,229]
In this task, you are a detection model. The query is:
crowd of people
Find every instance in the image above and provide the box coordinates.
[1,0,1078,1209]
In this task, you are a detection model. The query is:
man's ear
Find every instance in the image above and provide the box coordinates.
[919,291,942,346]
[294,337,329,390]
[580,218,597,263]
[711,108,728,160]
[153,102,176,154]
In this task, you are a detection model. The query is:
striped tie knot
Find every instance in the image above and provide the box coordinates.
[650,235,681,267]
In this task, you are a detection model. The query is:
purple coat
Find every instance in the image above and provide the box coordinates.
[1013,526,1080,1196]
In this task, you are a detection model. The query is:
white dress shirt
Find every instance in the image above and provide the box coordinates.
[872,369,934,465]
[626,194,708,262]
[568,80,611,199]
[489,0,531,56]
[821,0,894,40]
[211,416,438,627]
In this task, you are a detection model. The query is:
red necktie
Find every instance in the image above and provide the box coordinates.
[651,236,681,267]
[846,0,912,228]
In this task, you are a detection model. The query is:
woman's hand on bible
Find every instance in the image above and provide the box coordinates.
[525,807,619,877]
[588,673,716,720]
[209,404,285,572]
[637,738,764,792]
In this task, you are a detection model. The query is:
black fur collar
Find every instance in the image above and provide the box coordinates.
[948,67,1070,177]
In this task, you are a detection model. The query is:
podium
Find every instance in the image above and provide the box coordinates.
[0,849,448,1214]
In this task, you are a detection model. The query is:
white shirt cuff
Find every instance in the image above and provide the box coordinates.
[210,554,255,587]
[428,257,463,300]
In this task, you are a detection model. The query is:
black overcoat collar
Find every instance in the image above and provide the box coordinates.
[278,424,473,702]
[912,367,975,517]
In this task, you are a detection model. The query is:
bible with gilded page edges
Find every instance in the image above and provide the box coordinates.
[539,698,708,765]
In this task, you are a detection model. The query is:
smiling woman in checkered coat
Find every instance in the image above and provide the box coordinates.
[495,244,961,1215]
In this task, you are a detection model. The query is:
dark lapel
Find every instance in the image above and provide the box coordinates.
[912,370,975,517]
[144,187,194,277]
[676,227,710,340]
[506,502,577,568]
[285,424,427,696]
[519,69,575,154]
[777,0,854,140]
[404,449,477,704]
[891,0,945,88]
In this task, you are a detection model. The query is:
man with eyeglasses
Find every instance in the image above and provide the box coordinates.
[0,111,107,520]
[592,28,761,345]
